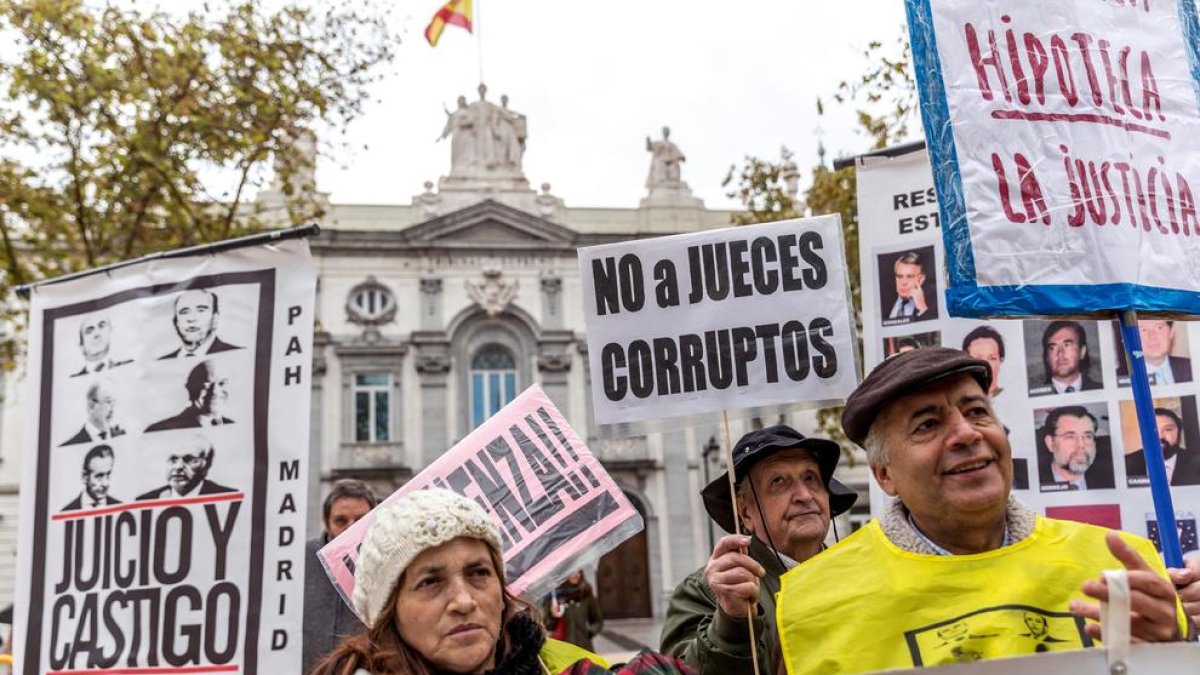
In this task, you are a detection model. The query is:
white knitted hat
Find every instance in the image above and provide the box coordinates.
[352,488,503,625]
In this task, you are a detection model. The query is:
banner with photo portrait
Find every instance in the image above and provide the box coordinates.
[906,0,1200,317]
[13,238,317,674]
[858,146,1199,562]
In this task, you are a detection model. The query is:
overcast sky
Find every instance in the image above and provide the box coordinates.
[309,1,912,211]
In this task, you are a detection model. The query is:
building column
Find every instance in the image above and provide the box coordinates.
[413,333,452,466]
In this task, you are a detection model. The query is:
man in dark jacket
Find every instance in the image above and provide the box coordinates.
[302,479,377,674]
[659,425,857,674]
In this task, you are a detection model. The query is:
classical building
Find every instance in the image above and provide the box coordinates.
[0,86,870,620]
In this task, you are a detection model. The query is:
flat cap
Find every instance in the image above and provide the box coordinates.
[841,347,991,446]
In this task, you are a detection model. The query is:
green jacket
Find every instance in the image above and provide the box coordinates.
[659,536,787,674]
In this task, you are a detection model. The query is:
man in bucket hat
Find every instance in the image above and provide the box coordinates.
[775,347,1195,675]
[660,424,856,674]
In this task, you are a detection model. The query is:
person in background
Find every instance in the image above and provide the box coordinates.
[544,570,604,652]
[303,479,378,674]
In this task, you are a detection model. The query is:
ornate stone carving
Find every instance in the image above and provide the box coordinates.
[593,436,650,462]
[537,353,572,373]
[540,274,562,295]
[415,354,451,375]
[438,84,527,179]
[419,277,443,295]
[466,268,519,317]
[646,126,687,191]
[346,276,397,326]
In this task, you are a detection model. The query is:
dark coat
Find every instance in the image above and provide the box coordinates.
[70,358,132,377]
[136,479,235,501]
[660,536,786,674]
[543,580,604,652]
[62,494,120,511]
[144,407,234,432]
[157,336,242,360]
[60,424,125,446]
[1125,448,1200,487]
[302,534,365,674]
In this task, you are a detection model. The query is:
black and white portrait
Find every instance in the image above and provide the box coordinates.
[70,314,132,377]
[61,444,121,511]
[145,360,234,431]
[137,433,236,500]
[60,379,126,446]
[158,289,243,359]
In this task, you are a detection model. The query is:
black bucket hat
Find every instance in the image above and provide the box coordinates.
[700,424,858,534]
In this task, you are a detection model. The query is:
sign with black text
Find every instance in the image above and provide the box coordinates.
[13,239,316,674]
[578,216,859,425]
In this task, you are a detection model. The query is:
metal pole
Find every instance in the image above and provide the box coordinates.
[1119,310,1184,568]
[14,223,321,299]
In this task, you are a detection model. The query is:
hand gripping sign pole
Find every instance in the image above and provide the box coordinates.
[721,410,762,675]
[1119,311,1184,568]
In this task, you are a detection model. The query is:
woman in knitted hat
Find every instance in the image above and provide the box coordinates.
[310,488,609,675]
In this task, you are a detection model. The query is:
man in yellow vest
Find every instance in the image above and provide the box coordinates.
[777,347,1197,675]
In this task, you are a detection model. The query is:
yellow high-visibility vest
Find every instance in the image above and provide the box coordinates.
[777,517,1186,675]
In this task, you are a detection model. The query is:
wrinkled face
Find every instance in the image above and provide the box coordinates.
[1045,326,1085,380]
[196,370,229,415]
[738,449,831,559]
[1045,414,1097,475]
[871,375,1012,528]
[1157,414,1181,450]
[174,290,217,347]
[83,455,113,501]
[1139,321,1174,363]
[966,337,1002,396]
[80,316,111,362]
[325,497,371,537]
[87,385,116,428]
[168,439,211,495]
[894,262,924,299]
[393,537,503,675]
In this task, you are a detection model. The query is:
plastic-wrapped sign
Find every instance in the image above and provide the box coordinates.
[318,385,642,617]
[906,0,1200,317]
[578,216,859,425]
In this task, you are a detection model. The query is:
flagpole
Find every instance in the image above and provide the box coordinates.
[476,0,484,85]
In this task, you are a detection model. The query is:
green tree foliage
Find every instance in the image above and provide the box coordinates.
[725,30,915,446]
[0,0,397,366]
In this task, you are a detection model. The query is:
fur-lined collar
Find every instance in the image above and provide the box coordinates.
[878,495,1037,554]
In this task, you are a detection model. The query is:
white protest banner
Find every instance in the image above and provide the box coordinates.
[578,216,859,425]
[906,0,1200,316]
[858,144,1199,561]
[318,384,642,614]
[14,237,316,674]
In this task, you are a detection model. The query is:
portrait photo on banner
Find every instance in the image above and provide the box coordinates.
[876,244,939,327]
[1112,320,1194,387]
[1118,395,1200,488]
[881,331,940,359]
[1023,319,1106,397]
[1034,401,1115,493]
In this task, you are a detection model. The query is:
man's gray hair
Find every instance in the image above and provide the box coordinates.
[863,417,890,468]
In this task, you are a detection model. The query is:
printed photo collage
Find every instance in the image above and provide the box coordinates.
[867,241,1200,557]
[48,285,259,518]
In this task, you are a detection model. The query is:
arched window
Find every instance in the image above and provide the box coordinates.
[470,345,517,427]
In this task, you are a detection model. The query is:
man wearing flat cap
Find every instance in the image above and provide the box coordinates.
[660,425,856,674]
[776,347,1198,675]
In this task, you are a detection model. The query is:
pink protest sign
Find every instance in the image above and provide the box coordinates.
[317,385,643,618]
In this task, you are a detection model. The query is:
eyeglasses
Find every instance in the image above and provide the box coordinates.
[1052,432,1096,444]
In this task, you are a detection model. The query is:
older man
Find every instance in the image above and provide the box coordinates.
[145,360,234,431]
[60,380,126,446]
[776,348,1195,675]
[159,289,242,359]
[1126,407,1200,487]
[137,434,234,500]
[1038,405,1115,491]
[660,425,856,673]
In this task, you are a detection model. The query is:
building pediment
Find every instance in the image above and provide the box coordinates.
[399,199,577,248]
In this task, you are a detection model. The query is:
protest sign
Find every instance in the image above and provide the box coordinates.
[318,384,642,615]
[13,237,317,674]
[906,0,1200,317]
[577,216,859,426]
[858,145,1199,562]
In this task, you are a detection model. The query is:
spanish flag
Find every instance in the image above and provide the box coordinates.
[425,0,473,47]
